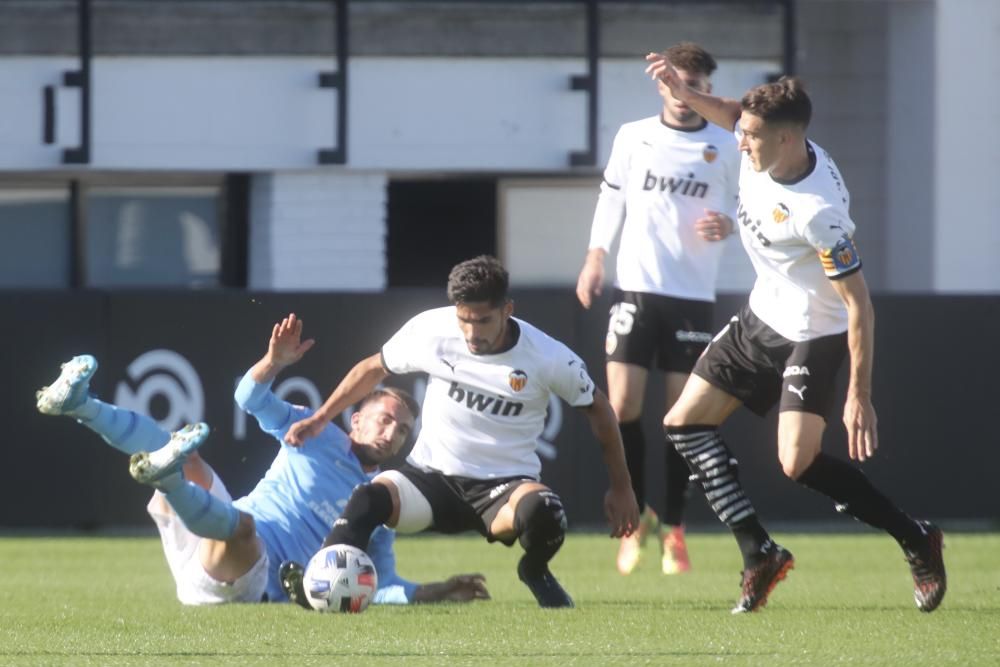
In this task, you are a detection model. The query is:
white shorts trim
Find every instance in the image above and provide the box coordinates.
[147,471,268,605]
[374,469,433,534]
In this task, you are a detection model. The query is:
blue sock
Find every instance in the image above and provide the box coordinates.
[163,481,240,540]
[75,398,170,455]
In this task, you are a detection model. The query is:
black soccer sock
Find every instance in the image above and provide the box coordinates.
[665,425,771,564]
[322,482,393,551]
[619,419,646,514]
[663,440,690,527]
[795,453,924,548]
[514,490,567,573]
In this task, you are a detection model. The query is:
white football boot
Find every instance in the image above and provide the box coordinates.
[129,423,210,486]
[36,355,98,416]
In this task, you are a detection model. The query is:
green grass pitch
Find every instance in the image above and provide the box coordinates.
[1,531,998,666]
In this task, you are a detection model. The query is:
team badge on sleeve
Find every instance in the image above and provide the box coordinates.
[820,237,862,277]
[508,369,527,392]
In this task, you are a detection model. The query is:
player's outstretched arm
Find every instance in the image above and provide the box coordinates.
[579,389,640,537]
[285,352,388,446]
[829,271,878,462]
[412,574,490,603]
[249,313,316,384]
[645,52,742,132]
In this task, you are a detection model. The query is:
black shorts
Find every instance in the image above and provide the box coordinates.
[605,290,714,374]
[395,462,539,546]
[693,303,848,417]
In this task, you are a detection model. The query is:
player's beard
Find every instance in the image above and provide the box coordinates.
[668,107,698,126]
[352,444,383,468]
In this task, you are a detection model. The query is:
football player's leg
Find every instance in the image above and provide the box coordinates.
[663,376,784,562]
[493,483,573,608]
[322,479,399,550]
[36,355,169,455]
[660,371,693,574]
[198,511,262,584]
[132,424,239,541]
[780,411,943,608]
[607,361,654,575]
[780,411,925,545]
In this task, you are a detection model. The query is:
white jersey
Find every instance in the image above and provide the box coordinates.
[735,136,862,341]
[381,307,596,479]
[588,116,740,301]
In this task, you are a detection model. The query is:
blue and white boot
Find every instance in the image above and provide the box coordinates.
[36,355,98,416]
[129,423,210,487]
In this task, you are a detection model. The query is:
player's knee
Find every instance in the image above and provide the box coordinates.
[663,406,690,429]
[779,450,817,480]
[513,489,567,546]
[350,482,394,522]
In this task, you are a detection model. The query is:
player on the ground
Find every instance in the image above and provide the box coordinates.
[576,42,740,576]
[36,314,489,606]
[283,256,639,609]
[644,53,946,613]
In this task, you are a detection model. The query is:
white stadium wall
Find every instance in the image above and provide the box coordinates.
[2,56,774,172]
[1,1,998,293]
[934,0,1000,292]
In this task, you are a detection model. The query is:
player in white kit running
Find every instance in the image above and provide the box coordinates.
[576,42,740,576]
[286,256,640,608]
[645,53,946,614]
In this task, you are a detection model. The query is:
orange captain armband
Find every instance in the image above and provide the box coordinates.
[819,236,862,279]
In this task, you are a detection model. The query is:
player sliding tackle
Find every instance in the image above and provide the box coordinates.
[645,51,946,613]
[36,314,488,606]
[283,256,640,609]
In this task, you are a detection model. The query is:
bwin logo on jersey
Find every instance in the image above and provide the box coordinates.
[783,366,810,377]
[736,202,772,247]
[448,382,523,417]
[642,170,709,198]
[508,370,528,392]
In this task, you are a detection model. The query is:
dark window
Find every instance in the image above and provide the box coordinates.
[386,178,497,287]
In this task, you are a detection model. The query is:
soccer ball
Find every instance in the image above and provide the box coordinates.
[302,544,378,613]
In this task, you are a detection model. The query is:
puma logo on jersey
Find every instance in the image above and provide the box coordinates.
[783,366,810,377]
[440,358,457,373]
[448,382,523,417]
[787,385,807,400]
[643,170,709,198]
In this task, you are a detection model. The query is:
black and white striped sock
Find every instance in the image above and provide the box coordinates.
[665,424,771,564]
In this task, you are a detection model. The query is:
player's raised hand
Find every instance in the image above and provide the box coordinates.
[843,393,878,462]
[645,52,685,95]
[695,209,735,242]
[268,313,316,368]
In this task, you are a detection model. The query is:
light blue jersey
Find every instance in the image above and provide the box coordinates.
[231,371,417,604]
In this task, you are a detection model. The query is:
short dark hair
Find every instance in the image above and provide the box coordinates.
[741,76,812,128]
[446,255,509,307]
[664,42,717,76]
[358,386,420,420]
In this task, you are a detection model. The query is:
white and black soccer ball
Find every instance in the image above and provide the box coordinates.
[302,544,378,613]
